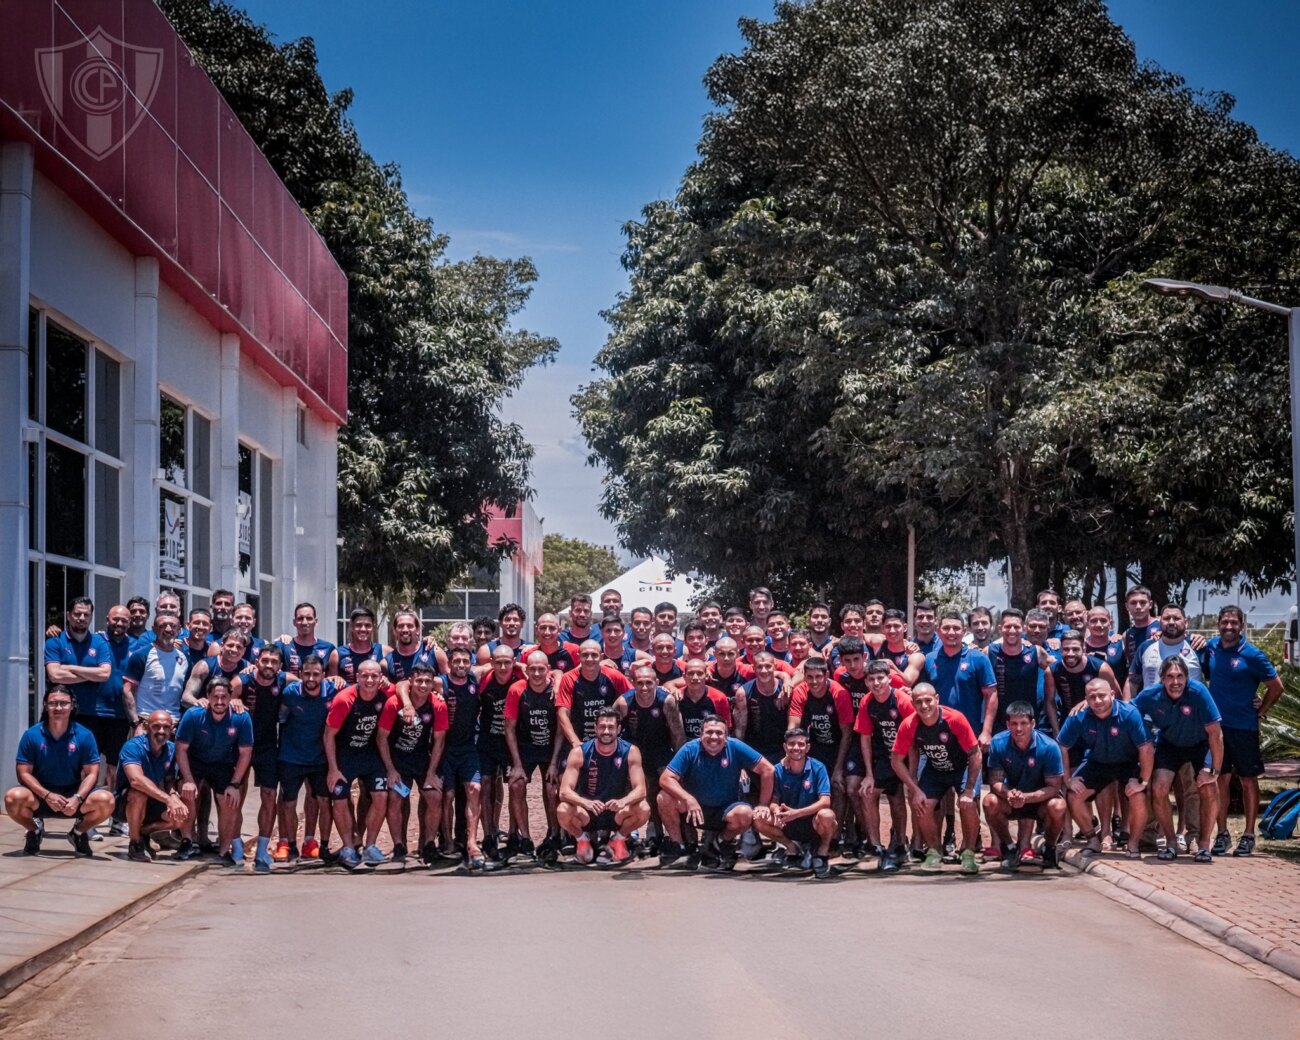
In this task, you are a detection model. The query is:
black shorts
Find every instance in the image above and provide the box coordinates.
[867,758,902,797]
[1008,802,1050,822]
[808,745,839,770]
[32,784,82,820]
[698,801,748,831]
[1073,758,1140,796]
[278,762,328,802]
[783,817,818,845]
[843,748,865,778]
[333,754,387,799]
[918,766,978,800]
[78,715,128,765]
[190,759,237,793]
[587,810,619,832]
[517,754,554,781]
[252,751,279,790]
[440,745,482,787]
[1154,741,1210,776]
[115,786,169,825]
[477,741,510,779]
[1220,727,1265,778]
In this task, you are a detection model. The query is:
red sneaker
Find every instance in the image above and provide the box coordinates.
[302,838,321,859]
[1017,847,1043,872]
[575,835,595,864]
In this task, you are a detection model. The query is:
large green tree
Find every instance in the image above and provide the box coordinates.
[575,0,1300,608]
[160,0,557,605]
[534,535,622,615]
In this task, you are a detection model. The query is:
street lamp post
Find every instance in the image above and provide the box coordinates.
[1142,278,1300,634]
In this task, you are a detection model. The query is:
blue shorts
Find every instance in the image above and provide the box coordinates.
[440,745,482,788]
[278,762,327,801]
[333,754,387,799]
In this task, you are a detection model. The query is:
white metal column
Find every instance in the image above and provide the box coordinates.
[217,332,240,594]
[129,257,160,598]
[0,142,33,789]
[279,385,299,627]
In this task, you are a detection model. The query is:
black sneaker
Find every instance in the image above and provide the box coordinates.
[421,841,439,865]
[1233,833,1256,857]
[220,851,238,869]
[535,836,559,866]
[391,843,408,862]
[1211,831,1232,857]
[812,855,830,879]
[23,824,42,855]
[127,839,153,862]
[658,838,684,867]
[482,833,500,863]
[198,839,219,856]
[717,839,739,870]
[174,838,200,861]
[879,848,900,874]
[515,836,536,861]
[320,845,340,864]
[1042,844,1060,870]
[765,846,788,869]
[66,827,93,857]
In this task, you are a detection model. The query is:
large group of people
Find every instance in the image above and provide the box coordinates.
[5,582,1285,877]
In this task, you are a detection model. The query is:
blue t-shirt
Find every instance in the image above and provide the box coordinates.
[116,734,177,795]
[175,706,254,765]
[97,634,136,719]
[666,737,763,807]
[124,645,190,719]
[1199,637,1278,731]
[1057,699,1150,765]
[43,630,113,717]
[986,729,1063,791]
[277,679,341,767]
[16,721,100,789]
[923,645,996,732]
[1134,681,1222,748]
[772,757,831,811]
[913,633,940,656]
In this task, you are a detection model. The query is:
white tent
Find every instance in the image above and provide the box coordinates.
[579,556,704,620]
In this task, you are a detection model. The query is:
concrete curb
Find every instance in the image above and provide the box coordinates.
[1064,849,1300,982]
[0,862,207,998]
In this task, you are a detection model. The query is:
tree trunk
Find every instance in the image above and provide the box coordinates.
[1114,564,1129,630]
[1140,560,1170,612]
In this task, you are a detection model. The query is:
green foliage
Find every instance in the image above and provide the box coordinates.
[575,0,1300,608]
[160,0,557,606]
[1254,630,1300,761]
[534,535,622,616]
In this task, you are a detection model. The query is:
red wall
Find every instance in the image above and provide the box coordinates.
[0,0,347,423]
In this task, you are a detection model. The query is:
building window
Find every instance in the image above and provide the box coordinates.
[26,309,125,718]
[238,442,274,623]
[157,392,214,612]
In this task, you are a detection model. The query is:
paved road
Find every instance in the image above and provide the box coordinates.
[2,865,1298,1038]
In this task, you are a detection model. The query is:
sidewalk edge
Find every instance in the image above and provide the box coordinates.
[1063,849,1299,982]
[0,863,206,999]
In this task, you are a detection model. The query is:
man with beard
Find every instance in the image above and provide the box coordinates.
[385,610,435,681]
[673,659,736,740]
[276,655,340,860]
[557,708,649,866]
[560,594,597,645]
[44,597,112,759]
[477,644,524,861]
[1048,630,1120,735]
[872,610,927,685]
[240,645,291,869]
[439,646,484,861]
[808,603,836,655]
[118,710,189,862]
[524,613,582,676]
[743,652,790,764]
[983,701,1067,870]
[617,664,684,854]
[175,678,253,868]
[480,603,527,663]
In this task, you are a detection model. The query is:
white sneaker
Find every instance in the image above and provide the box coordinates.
[108,819,129,837]
[85,826,104,842]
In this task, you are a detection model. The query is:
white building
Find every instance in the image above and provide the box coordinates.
[0,6,347,784]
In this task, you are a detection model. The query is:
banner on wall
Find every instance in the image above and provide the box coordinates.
[161,499,185,581]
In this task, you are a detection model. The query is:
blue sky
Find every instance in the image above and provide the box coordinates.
[235,1,1300,614]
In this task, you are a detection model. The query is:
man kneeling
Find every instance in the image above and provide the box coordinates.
[982,700,1067,871]
[753,727,836,878]
[657,716,774,869]
[117,710,189,861]
[6,686,114,856]
[557,707,650,866]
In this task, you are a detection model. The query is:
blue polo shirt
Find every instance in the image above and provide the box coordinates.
[986,729,1063,791]
[923,645,996,732]
[666,737,763,808]
[97,633,136,719]
[772,757,831,811]
[175,706,254,765]
[16,721,100,789]
[116,734,177,794]
[1057,699,1150,765]
[1134,681,1222,748]
[1198,637,1278,731]
[277,679,341,767]
[43,630,112,717]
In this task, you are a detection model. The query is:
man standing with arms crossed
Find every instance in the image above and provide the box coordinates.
[557,707,649,866]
